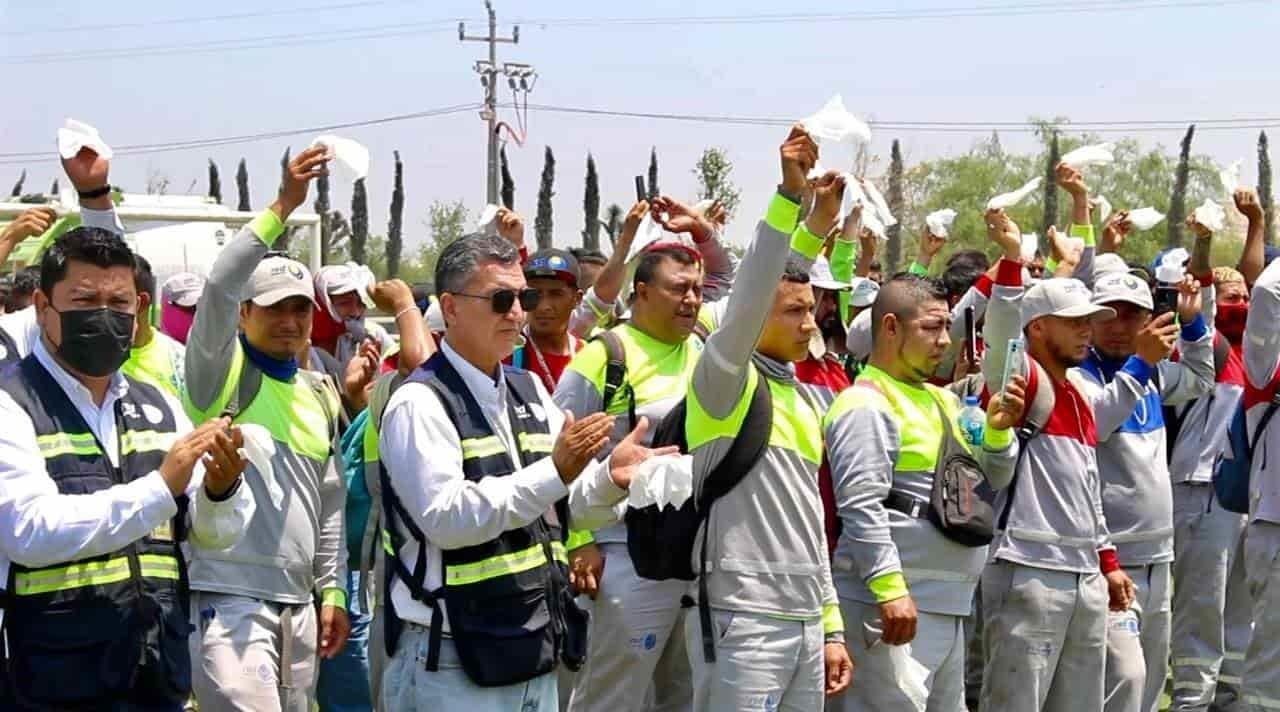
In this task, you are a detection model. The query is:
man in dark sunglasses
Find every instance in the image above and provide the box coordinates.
[374,232,676,710]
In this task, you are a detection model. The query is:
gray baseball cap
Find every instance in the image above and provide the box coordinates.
[162,272,205,308]
[1020,278,1116,329]
[808,256,851,292]
[245,255,316,307]
[1092,271,1154,311]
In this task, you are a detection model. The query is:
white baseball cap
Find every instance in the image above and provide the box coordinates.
[848,277,880,308]
[1092,271,1154,311]
[1020,278,1115,329]
[808,256,851,292]
[245,256,316,307]
[162,272,205,308]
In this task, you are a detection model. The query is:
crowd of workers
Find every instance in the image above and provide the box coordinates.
[1,123,1279,712]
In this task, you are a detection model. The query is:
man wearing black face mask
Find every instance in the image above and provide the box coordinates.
[0,222,253,710]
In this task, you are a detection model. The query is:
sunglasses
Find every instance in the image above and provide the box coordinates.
[452,288,541,314]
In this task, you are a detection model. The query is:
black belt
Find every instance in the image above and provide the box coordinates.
[883,491,931,520]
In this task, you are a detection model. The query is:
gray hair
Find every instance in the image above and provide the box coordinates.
[434,233,521,297]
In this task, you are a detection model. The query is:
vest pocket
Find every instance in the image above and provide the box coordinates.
[133,591,195,703]
[7,599,136,704]
[442,581,555,687]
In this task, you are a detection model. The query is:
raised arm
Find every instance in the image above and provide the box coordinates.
[1057,163,1097,286]
[1157,277,1214,407]
[691,127,829,420]
[568,201,645,338]
[184,148,328,419]
[1236,189,1268,287]
[652,195,738,302]
[979,210,1029,389]
[1245,256,1280,389]
[692,127,826,420]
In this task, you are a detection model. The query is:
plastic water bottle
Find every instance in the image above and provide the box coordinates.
[959,396,985,447]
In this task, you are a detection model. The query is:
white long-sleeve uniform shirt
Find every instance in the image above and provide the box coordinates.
[0,338,255,629]
[379,340,627,631]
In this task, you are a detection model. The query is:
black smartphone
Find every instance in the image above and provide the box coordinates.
[1153,285,1179,317]
[964,305,977,364]
[635,176,647,203]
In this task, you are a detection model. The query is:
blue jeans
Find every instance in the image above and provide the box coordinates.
[316,570,373,712]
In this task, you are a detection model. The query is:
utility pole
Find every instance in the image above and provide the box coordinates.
[460,2,532,205]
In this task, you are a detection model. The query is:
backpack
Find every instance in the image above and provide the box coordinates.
[595,322,709,430]
[951,360,1058,531]
[1164,334,1231,455]
[623,363,773,663]
[1213,390,1280,514]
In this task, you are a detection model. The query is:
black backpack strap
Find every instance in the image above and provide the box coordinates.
[695,365,774,663]
[1213,333,1231,381]
[997,362,1053,531]
[1248,389,1280,460]
[595,331,636,430]
[220,353,263,419]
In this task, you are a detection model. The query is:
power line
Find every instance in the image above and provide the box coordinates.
[4,101,1278,167]
[0,0,427,36]
[0,104,481,165]
[0,21,459,65]
[513,0,1271,27]
[2,0,1269,64]
[514,103,1280,134]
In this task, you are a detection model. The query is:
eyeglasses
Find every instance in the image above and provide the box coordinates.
[452,288,540,314]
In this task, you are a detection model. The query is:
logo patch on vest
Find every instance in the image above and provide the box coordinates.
[142,404,164,425]
[121,402,139,420]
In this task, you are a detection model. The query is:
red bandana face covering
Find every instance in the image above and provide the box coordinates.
[1216,301,1248,345]
[160,303,196,344]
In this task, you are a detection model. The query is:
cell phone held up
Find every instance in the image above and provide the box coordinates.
[1153,284,1179,318]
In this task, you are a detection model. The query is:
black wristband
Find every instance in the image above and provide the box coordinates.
[78,185,111,200]
[776,184,803,206]
[204,475,242,503]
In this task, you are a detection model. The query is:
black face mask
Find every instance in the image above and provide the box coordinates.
[51,306,135,377]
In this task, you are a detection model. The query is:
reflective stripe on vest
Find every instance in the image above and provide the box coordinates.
[36,431,101,458]
[517,432,553,454]
[445,541,569,586]
[121,429,181,456]
[461,435,507,460]
[12,553,180,596]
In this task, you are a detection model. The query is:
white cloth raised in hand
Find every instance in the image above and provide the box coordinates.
[1220,159,1241,197]
[1125,207,1165,231]
[1191,199,1226,233]
[801,95,872,147]
[476,204,501,235]
[1091,195,1113,224]
[312,134,370,180]
[1060,142,1115,169]
[57,118,113,160]
[987,177,1042,210]
[926,209,957,238]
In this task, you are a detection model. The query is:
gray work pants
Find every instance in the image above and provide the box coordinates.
[829,597,965,712]
[1104,563,1171,712]
[979,561,1108,712]
[1169,483,1250,712]
[686,609,824,712]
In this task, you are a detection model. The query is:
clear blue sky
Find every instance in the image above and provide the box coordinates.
[3,0,1278,253]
